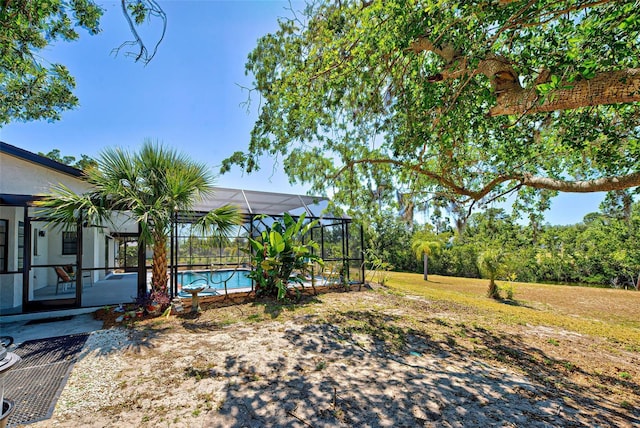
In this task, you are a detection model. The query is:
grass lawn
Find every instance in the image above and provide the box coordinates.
[384,272,640,347]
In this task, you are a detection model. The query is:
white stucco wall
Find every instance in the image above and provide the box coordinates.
[0,152,91,195]
[109,211,139,234]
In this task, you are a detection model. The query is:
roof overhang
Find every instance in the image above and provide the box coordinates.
[0,141,84,178]
[1,142,348,220]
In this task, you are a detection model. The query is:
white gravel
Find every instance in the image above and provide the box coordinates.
[55,328,133,415]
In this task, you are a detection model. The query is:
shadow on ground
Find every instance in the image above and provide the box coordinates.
[203,308,639,427]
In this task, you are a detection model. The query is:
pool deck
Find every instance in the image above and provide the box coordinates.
[178,285,253,298]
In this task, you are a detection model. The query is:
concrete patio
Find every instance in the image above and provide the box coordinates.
[32,273,140,308]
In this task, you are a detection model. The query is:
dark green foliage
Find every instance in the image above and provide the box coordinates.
[1,0,165,124]
[35,141,242,302]
[226,0,640,225]
[38,149,98,171]
[0,0,102,124]
[365,217,416,272]
[247,213,323,300]
[417,198,640,289]
[435,244,480,279]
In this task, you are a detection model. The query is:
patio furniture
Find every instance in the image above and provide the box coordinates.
[54,267,74,294]
[63,265,93,288]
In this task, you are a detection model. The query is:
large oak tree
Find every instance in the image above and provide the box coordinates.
[224,0,640,218]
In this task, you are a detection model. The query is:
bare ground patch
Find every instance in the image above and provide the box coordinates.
[25,286,639,427]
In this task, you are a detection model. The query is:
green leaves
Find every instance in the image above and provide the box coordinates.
[411,225,444,261]
[35,141,242,294]
[578,59,598,79]
[269,230,286,254]
[246,212,323,300]
[127,1,148,25]
[1,0,167,124]
[226,0,640,222]
[0,0,102,124]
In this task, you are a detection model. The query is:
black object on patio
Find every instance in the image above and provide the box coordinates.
[3,334,88,427]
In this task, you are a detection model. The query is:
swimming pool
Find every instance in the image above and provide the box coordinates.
[176,269,253,297]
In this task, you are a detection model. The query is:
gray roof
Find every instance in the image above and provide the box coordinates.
[194,187,332,218]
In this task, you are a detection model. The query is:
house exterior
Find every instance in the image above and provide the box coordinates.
[0,142,133,314]
[0,142,364,316]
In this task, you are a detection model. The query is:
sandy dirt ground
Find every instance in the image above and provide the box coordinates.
[24,286,639,427]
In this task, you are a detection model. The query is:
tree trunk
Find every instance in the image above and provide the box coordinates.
[487,278,500,299]
[423,253,429,281]
[410,37,640,116]
[152,233,168,295]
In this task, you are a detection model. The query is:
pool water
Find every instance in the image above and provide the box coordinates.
[177,269,253,292]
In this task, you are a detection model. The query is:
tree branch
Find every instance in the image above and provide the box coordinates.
[410,34,640,116]
[330,158,640,201]
[498,0,614,23]
[113,0,166,64]
[489,68,640,116]
[521,171,640,193]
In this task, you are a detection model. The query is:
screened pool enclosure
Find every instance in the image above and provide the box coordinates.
[0,184,363,315]
[167,188,364,299]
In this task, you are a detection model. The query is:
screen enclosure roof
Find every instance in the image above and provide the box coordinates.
[192,187,345,219]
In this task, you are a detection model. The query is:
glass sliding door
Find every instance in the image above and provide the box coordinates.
[113,234,139,273]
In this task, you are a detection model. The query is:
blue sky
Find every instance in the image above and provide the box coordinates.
[0,0,605,225]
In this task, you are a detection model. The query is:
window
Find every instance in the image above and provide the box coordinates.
[62,231,78,255]
[33,228,39,256]
[0,220,7,273]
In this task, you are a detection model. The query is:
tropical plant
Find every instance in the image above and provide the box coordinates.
[35,141,242,304]
[363,248,393,286]
[477,248,508,300]
[246,213,323,300]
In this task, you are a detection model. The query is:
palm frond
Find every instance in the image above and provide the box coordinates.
[33,183,112,231]
[194,204,242,237]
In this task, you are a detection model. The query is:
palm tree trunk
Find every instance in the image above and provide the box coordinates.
[423,254,428,281]
[487,278,500,299]
[152,233,168,295]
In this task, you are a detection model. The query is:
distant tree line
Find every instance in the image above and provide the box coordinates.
[39,149,97,171]
[366,192,640,290]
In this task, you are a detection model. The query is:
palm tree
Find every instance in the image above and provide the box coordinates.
[477,248,506,299]
[411,226,443,281]
[35,140,242,300]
